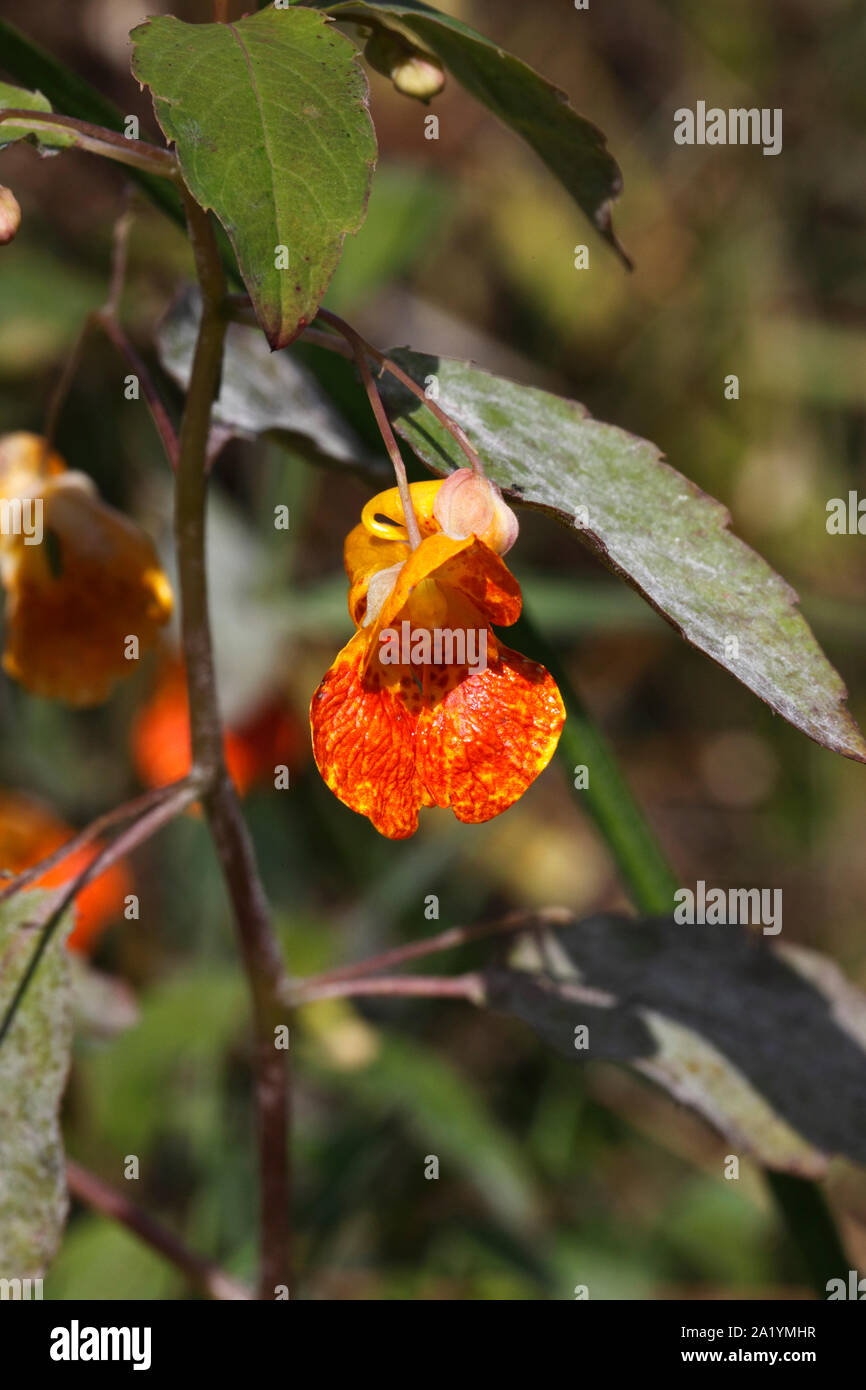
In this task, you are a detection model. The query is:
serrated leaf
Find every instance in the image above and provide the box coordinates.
[482,912,866,1176]
[321,0,627,264]
[378,352,866,764]
[0,80,71,151]
[158,287,378,474]
[131,7,376,349]
[0,890,73,1277]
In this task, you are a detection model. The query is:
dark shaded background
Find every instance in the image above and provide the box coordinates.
[1,0,864,1298]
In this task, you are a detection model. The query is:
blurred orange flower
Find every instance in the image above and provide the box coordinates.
[132,659,305,796]
[0,791,132,954]
[311,477,565,839]
[0,432,173,706]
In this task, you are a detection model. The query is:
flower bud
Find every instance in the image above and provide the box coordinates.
[433,469,519,555]
[364,30,445,103]
[0,186,21,245]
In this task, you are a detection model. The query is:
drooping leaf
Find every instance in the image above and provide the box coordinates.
[0,79,71,150]
[481,910,866,1176]
[378,351,866,764]
[0,890,73,1276]
[131,7,377,349]
[318,0,628,264]
[158,288,381,478]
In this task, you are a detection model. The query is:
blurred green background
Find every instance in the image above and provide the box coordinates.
[1,0,865,1299]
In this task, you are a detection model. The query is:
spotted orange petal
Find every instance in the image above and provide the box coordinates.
[1,479,173,706]
[416,644,565,824]
[362,532,522,675]
[310,630,431,839]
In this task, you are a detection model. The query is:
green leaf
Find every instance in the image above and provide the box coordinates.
[482,911,866,1176]
[0,890,73,1277]
[131,7,377,349]
[378,352,866,764]
[320,0,628,264]
[0,79,71,150]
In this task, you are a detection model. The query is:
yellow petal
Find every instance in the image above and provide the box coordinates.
[360,481,443,543]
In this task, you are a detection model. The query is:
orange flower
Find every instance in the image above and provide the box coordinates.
[311,475,565,839]
[0,432,173,706]
[0,791,132,954]
[132,658,305,796]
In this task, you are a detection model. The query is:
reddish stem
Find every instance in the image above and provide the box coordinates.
[67,1161,253,1300]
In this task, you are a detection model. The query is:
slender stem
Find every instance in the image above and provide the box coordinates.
[224,298,483,479]
[66,1161,253,1300]
[316,311,422,549]
[175,192,229,776]
[96,314,180,468]
[43,316,95,455]
[203,781,292,1298]
[0,780,193,907]
[289,973,484,1007]
[289,908,571,998]
[43,203,179,467]
[0,110,179,179]
[315,308,485,475]
[298,325,353,359]
[103,204,133,319]
[0,781,201,1050]
[177,189,291,1299]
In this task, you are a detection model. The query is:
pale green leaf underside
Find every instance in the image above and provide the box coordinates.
[319,0,628,264]
[379,352,866,763]
[484,913,866,1175]
[0,890,73,1276]
[131,7,377,348]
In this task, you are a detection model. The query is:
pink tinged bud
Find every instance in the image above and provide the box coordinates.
[0,186,21,245]
[433,468,519,555]
[364,30,445,103]
[391,56,445,102]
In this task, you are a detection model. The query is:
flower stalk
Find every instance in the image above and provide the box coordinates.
[0,109,180,179]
